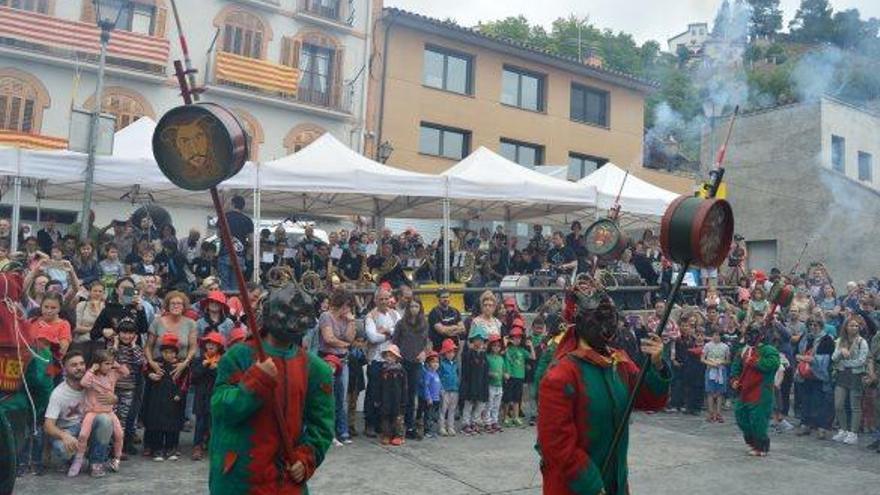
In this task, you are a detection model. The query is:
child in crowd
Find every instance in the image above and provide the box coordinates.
[46,246,70,290]
[438,339,459,436]
[227,325,248,347]
[682,330,707,415]
[142,333,187,461]
[196,290,234,342]
[190,241,217,284]
[32,292,71,362]
[191,332,225,460]
[702,329,731,423]
[379,344,406,446]
[524,317,545,425]
[133,248,158,276]
[98,243,125,285]
[113,318,145,455]
[420,351,442,438]
[485,334,505,433]
[68,349,129,476]
[348,332,368,437]
[502,326,534,427]
[460,329,489,435]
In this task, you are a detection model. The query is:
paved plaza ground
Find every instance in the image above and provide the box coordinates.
[15,411,880,494]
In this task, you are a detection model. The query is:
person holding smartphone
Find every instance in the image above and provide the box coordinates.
[89,277,149,359]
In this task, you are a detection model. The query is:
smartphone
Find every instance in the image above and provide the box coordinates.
[121,287,135,306]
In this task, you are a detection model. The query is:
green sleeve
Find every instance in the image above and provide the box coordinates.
[211,345,276,426]
[301,354,335,468]
[569,462,605,495]
[756,345,781,374]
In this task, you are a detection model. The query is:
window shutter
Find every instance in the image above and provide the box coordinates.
[154,6,167,38]
[280,37,301,68]
[81,1,96,23]
[331,48,344,108]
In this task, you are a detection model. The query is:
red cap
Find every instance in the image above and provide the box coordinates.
[323,354,343,375]
[228,326,247,345]
[488,333,502,343]
[425,350,440,361]
[200,332,226,349]
[199,290,228,311]
[509,326,524,338]
[754,270,767,283]
[512,317,525,328]
[504,298,517,308]
[159,333,180,350]
[439,338,457,355]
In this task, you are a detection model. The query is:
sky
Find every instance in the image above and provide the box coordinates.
[385,0,880,47]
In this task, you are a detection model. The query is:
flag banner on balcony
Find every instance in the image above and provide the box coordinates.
[215,51,299,96]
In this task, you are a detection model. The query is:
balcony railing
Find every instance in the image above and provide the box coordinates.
[0,130,67,150]
[0,6,169,75]
[301,0,341,21]
[212,51,351,114]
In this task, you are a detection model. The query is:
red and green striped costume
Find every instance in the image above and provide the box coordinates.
[209,340,335,495]
[537,344,670,495]
[731,343,779,453]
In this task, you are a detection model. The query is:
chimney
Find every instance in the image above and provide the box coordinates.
[583,44,604,68]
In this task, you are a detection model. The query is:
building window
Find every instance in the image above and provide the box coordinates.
[0,0,50,14]
[831,135,845,173]
[568,153,607,180]
[105,1,156,35]
[501,66,544,111]
[299,43,335,107]
[284,123,326,154]
[858,151,873,182]
[220,10,267,59]
[419,123,470,160]
[571,83,609,127]
[423,46,473,95]
[85,87,155,131]
[302,0,340,21]
[0,71,49,133]
[500,139,544,167]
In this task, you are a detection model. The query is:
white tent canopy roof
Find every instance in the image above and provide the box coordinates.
[577,163,680,216]
[112,117,156,160]
[257,133,445,216]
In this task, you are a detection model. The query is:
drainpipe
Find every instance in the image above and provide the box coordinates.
[374,10,394,160]
[357,0,374,154]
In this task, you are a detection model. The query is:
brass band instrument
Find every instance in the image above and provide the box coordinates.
[370,254,400,282]
[300,270,324,294]
[453,251,475,283]
[266,265,294,288]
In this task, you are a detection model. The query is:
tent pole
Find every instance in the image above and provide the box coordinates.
[252,165,262,284]
[10,176,21,253]
[443,194,451,286]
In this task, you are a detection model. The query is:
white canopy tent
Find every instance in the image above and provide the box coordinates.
[577,163,680,217]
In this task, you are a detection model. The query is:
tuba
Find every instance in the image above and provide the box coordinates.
[453,251,475,283]
[300,270,324,294]
[370,254,399,282]
[266,265,294,288]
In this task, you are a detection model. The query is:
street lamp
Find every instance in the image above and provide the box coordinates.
[377,140,394,164]
[78,0,132,241]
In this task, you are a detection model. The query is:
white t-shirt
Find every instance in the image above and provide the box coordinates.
[45,381,85,430]
[364,308,401,362]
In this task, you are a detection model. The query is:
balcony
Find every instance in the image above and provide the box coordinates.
[301,0,341,21]
[0,6,169,75]
[0,130,67,150]
[211,51,351,116]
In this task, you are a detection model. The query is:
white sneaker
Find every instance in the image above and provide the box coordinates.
[843,432,858,445]
[439,427,448,437]
[447,427,456,437]
[779,419,794,432]
[332,438,344,447]
[832,429,848,442]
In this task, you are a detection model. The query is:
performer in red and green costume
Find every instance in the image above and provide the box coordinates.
[731,324,780,457]
[209,283,335,494]
[537,290,670,495]
[0,266,54,495]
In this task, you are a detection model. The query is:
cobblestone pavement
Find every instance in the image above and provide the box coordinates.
[15,411,880,494]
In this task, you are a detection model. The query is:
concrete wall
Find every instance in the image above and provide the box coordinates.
[701,99,880,284]
[820,98,880,189]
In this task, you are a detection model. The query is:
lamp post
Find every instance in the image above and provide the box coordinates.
[78,0,131,241]
[377,140,394,164]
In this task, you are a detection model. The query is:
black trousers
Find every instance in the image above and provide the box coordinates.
[403,360,421,432]
[364,361,383,431]
[144,430,179,452]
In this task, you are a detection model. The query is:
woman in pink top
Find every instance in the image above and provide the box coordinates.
[67,348,129,476]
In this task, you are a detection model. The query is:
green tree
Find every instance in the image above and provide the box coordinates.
[747,0,783,39]
[789,0,834,42]
[712,0,732,38]
[831,9,864,49]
